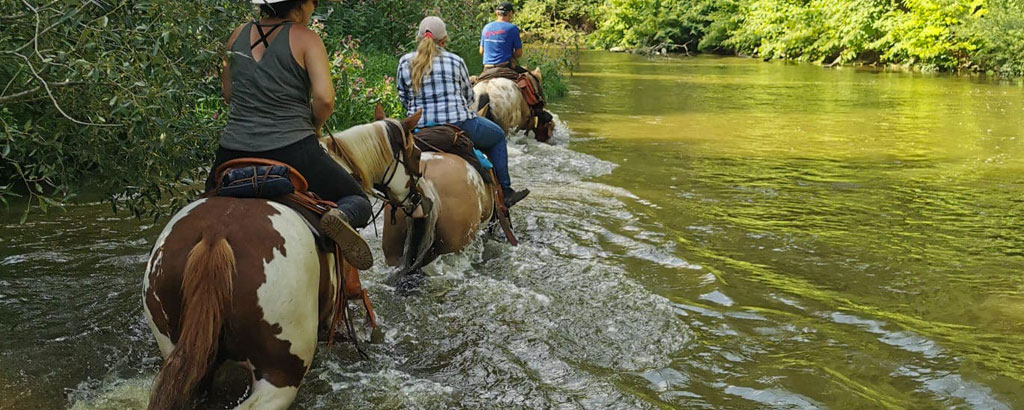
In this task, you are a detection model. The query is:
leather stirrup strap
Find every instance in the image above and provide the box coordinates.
[489,170,519,246]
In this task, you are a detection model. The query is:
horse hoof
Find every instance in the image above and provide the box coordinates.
[370,326,385,344]
[395,269,427,295]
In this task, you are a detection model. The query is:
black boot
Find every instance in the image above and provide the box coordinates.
[502,187,530,208]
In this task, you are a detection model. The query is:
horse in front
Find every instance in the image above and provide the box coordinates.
[472,67,555,142]
[380,109,520,288]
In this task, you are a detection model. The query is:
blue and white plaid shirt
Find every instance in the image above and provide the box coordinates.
[397,49,476,127]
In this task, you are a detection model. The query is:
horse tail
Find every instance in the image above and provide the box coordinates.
[148,235,235,410]
[478,91,490,111]
[477,91,495,122]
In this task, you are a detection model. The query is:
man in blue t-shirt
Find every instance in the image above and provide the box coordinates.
[479,2,524,70]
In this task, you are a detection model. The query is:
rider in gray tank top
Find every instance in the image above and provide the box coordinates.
[220,22,314,152]
[210,3,374,270]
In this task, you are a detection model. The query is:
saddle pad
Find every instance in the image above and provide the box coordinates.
[476,67,520,83]
[217,165,295,198]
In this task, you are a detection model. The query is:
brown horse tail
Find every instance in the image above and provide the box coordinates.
[148,235,235,410]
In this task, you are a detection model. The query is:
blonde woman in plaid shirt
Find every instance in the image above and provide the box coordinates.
[397,16,530,207]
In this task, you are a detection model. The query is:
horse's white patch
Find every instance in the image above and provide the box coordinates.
[421,152,444,162]
[144,198,207,356]
[236,379,299,410]
[143,249,174,356]
[256,202,320,368]
[463,161,487,217]
[464,161,483,191]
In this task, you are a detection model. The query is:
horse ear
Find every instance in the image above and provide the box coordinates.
[477,104,489,118]
[401,109,422,134]
[373,103,386,121]
[532,68,542,81]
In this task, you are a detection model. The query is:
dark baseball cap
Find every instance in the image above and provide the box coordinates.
[496,2,514,13]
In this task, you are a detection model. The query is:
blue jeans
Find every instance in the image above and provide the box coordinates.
[453,116,511,189]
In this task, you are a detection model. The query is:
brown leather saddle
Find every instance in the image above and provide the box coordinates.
[475,67,545,107]
[413,126,519,246]
[413,125,490,184]
[209,158,376,349]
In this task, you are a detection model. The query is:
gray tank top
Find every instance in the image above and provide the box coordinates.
[220,22,314,152]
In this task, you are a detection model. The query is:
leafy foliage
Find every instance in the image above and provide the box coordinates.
[1,0,576,219]
[1,0,246,220]
[965,0,1024,75]
[588,0,1017,73]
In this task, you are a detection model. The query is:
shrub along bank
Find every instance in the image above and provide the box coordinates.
[1,0,572,219]
[588,0,1024,75]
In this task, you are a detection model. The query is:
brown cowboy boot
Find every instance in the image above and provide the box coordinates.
[320,209,373,270]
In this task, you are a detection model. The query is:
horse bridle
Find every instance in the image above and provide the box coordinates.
[325,121,424,219]
[373,121,424,219]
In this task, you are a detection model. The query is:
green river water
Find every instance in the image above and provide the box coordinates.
[1,51,1022,409]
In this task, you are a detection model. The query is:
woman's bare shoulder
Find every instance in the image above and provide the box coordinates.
[226,23,247,49]
[289,25,323,47]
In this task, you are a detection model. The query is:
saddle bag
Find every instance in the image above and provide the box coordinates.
[516,74,543,107]
[217,164,295,198]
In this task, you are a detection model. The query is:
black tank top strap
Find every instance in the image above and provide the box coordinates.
[250,20,288,51]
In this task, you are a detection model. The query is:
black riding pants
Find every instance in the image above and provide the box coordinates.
[206,135,372,228]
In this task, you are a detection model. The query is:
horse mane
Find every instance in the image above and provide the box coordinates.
[322,119,399,192]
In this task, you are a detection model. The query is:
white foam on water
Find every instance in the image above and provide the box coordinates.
[68,376,151,410]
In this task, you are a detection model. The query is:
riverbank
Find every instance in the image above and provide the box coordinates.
[604,46,1024,80]
[510,0,1024,77]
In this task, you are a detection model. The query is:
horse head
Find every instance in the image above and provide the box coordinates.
[322,106,424,216]
[533,109,555,143]
[525,67,555,142]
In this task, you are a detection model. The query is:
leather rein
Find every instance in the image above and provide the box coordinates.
[327,121,424,217]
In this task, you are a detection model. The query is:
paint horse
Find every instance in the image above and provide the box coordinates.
[379,110,517,286]
[143,109,423,410]
[472,67,555,142]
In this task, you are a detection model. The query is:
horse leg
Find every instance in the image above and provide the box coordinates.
[234,378,299,410]
[381,205,409,267]
[230,204,320,409]
[232,299,315,407]
[395,267,427,295]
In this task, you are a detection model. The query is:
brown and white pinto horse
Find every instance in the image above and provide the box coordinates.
[143,110,422,410]
[472,68,555,142]
[378,111,501,284]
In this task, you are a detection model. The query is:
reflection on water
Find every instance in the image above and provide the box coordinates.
[555,52,1024,408]
[1,52,1023,409]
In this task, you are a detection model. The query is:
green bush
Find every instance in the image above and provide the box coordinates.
[1,0,577,219]
[965,0,1024,75]
[1,0,246,219]
[587,0,1016,73]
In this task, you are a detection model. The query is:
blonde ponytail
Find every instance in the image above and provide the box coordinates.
[410,36,441,94]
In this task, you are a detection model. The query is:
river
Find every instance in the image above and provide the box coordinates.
[1,51,1022,409]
